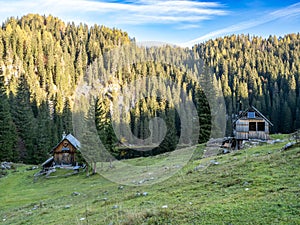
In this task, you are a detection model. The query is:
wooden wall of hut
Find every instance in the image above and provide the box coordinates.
[53,140,77,165]
[235,119,270,140]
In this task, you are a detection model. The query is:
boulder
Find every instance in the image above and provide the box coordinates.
[1,162,12,170]
[71,192,80,196]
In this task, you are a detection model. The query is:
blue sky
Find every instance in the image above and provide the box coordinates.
[0,0,300,47]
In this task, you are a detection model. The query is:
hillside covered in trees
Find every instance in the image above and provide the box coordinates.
[195,34,300,135]
[0,14,131,163]
[0,14,299,164]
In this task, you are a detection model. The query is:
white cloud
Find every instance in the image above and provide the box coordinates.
[181,2,300,47]
[0,0,227,25]
[176,24,202,30]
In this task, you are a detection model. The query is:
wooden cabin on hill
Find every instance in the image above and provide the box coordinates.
[233,106,273,149]
[42,133,81,169]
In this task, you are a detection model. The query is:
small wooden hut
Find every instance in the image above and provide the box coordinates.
[233,106,273,148]
[42,133,81,168]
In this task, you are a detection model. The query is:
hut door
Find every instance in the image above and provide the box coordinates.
[62,153,70,164]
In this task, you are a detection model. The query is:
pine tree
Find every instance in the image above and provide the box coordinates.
[281,102,293,133]
[95,96,117,157]
[12,74,37,163]
[62,98,73,134]
[0,69,17,161]
[81,100,103,175]
[158,108,179,153]
[35,101,52,162]
[294,107,300,130]
[196,88,211,143]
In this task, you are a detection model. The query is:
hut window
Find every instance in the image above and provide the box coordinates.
[249,122,256,131]
[248,112,255,118]
[257,122,265,131]
[62,147,70,151]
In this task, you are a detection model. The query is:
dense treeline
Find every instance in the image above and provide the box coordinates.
[0,14,299,164]
[0,14,130,163]
[195,34,300,135]
[0,14,210,163]
[73,44,212,160]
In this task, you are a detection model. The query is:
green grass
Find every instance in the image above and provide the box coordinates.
[0,141,299,225]
[270,133,290,140]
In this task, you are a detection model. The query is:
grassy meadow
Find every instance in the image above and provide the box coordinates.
[0,135,299,224]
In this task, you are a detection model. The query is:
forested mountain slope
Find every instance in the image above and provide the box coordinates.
[195,34,300,135]
[0,14,130,163]
[0,14,300,164]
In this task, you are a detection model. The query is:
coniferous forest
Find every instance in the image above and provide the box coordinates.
[0,14,300,164]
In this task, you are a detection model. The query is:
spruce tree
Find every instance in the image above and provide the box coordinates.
[81,100,103,174]
[35,101,52,162]
[0,69,17,161]
[196,88,211,143]
[12,74,37,163]
[62,98,73,134]
[281,102,293,133]
[95,96,117,156]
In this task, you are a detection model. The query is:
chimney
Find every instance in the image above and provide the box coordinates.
[62,131,66,139]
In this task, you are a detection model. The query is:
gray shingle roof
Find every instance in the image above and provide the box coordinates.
[65,133,81,149]
[233,106,273,126]
[51,133,81,152]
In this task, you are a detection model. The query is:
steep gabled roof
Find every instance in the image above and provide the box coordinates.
[65,133,81,149]
[51,133,81,152]
[233,106,273,126]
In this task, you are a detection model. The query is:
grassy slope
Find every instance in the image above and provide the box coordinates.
[0,138,299,225]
